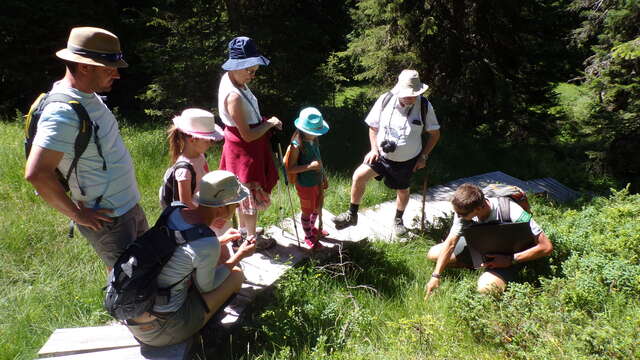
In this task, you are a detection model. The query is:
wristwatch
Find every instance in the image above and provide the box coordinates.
[431,273,441,279]
[511,254,518,266]
[419,153,429,161]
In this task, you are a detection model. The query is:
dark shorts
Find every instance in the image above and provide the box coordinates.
[368,155,419,190]
[454,236,523,282]
[77,203,149,267]
[126,288,207,347]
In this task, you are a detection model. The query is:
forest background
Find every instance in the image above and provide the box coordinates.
[1,0,638,192]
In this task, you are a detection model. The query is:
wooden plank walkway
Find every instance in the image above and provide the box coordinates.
[37,171,578,359]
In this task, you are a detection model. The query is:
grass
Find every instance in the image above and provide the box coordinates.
[1,119,638,359]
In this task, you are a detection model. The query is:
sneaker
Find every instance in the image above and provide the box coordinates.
[333,211,357,230]
[255,234,276,250]
[394,219,409,238]
[311,227,329,238]
[304,236,324,250]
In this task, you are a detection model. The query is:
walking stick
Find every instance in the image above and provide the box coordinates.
[277,143,301,247]
[421,173,429,232]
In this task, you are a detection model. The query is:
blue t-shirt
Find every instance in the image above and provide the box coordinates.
[32,81,140,216]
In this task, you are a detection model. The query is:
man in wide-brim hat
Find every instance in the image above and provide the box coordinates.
[25,27,149,270]
[332,69,441,238]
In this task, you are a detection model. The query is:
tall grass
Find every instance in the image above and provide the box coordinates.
[1,119,637,359]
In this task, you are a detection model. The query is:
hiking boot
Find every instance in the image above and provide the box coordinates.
[255,234,276,251]
[394,219,409,238]
[333,211,357,230]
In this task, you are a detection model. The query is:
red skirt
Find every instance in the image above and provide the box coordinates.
[219,126,279,194]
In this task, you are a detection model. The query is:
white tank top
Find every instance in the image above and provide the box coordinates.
[217,72,261,127]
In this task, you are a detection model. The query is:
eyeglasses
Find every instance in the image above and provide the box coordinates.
[245,68,258,76]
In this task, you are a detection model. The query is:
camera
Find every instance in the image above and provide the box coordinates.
[380,139,397,153]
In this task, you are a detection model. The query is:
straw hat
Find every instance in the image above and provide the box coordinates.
[195,171,249,207]
[294,107,329,136]
[222,36,270,71]
[172,108,224,141]
[392,70,429,97]
[56,27,127,68]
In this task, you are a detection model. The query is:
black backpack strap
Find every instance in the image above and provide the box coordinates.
[497,197,512,223]
[171,161,196,202]
[155,202,188,228]
[41,93,107,196]
[420,96,429,127]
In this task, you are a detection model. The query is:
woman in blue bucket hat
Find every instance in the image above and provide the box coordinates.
[284,107,330,249]
[217,36,281,251]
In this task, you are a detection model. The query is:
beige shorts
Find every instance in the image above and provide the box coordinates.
[77,203,148,267]
[126,289,207,347]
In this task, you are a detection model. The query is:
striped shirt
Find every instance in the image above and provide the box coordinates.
[33,81,140,216]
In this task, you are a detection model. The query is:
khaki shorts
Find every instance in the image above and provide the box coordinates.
[126,289,207,347]
[77,203,148,267]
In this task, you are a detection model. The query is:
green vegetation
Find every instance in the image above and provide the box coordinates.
[1,1,638,357]
[2,120,639,359]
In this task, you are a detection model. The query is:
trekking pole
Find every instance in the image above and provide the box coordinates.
[277,143,301,247]
[421,173,429,232]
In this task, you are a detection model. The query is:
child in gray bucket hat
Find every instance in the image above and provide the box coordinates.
[125,170,255,347]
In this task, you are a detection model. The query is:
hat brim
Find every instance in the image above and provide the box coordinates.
[56,48,128,68]
[392,83,429,98]
[294,117,330,136]
[195,182,249,207]
[222,56,270,71]
[189,127,225,142]
[172,117,225,142]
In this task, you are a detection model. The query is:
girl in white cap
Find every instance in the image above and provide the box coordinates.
[162,108,223,210]
[284,107,330,249]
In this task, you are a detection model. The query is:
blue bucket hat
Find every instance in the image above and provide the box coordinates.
[222,36,270,71]
[294,107,329,136]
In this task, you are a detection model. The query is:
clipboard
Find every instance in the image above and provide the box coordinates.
[462,221,535,269]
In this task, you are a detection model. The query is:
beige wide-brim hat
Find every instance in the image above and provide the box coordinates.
[56,27,128,68]
[172,108,224,141]
[392,69,429,97]
[195,170,250,207]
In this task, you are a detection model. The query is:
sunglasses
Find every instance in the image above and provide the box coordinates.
[455,209,474,218]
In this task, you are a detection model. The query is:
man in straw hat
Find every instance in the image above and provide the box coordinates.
[125,170,255,347]
[333,69,441,237]
[25,27,148,268]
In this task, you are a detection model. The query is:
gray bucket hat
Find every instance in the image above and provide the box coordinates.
[194,170,249,207]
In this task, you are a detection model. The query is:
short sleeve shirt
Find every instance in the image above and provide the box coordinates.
[448,198,543,238]
[364,92,440,162]
[174,154,209,189]
[153,209,231,313]
[32,81,140,216]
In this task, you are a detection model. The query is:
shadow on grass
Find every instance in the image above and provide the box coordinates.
[202,241,415,359]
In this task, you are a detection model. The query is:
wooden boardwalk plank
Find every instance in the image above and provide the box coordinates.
[40,346,143,359]
[38,325,139,358]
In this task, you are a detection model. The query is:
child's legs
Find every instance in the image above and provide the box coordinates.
[296,184,320,237]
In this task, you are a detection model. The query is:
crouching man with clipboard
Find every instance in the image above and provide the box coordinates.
[424,183,553,296]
